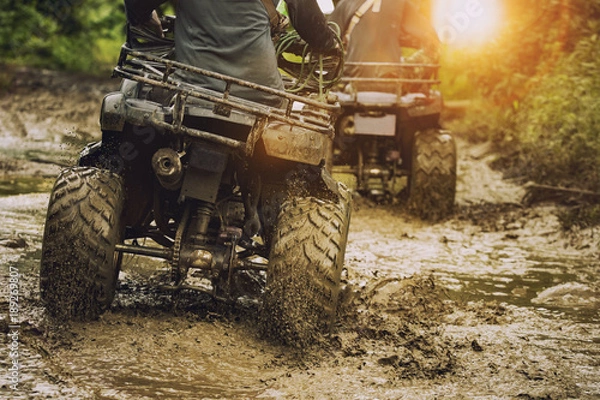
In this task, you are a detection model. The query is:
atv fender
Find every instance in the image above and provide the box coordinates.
[261,122,332,167]
[100,92,126,132]
[100,79,143,132]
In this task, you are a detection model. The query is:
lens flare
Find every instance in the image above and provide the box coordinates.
[433,0,504,46]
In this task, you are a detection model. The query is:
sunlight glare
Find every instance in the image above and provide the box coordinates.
[433,0,504,46]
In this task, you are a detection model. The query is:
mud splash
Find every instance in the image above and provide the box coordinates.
[1,69,600,399]
[2,192,600,399]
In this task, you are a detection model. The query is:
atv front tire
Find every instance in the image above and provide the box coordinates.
[261,186,351,347]
[408,129,457,221]
[40,167,124,321]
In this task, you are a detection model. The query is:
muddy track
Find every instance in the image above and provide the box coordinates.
[0,68,599,399]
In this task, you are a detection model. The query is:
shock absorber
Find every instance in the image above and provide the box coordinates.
[189,201,215,245]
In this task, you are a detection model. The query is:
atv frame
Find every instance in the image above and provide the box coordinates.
[332,61,457,220]
[40,35,351,346]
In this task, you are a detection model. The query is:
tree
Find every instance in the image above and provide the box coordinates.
[0,0,125,72]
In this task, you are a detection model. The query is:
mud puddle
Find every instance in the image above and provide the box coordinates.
[346,204,600,318]
[2,68,599,398]
[0,177,55,197]
[50,313,279,400]
[445,266,600,323]
[2,191,600,399]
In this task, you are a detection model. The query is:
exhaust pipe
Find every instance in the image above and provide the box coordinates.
[152,148,183,190]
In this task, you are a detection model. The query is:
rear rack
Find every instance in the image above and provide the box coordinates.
[335,61,441,109]
[113,46,339,154]
[340,61,440,85]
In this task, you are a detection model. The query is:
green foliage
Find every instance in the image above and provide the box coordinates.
[516,33,600,190]
[445,0,600,198]
[0,0,125,73]
[451,0,597,104]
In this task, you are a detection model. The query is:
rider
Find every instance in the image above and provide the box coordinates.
[328,0,440,91]
[124,0,338,106]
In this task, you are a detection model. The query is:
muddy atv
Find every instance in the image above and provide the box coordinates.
[39,22,351,346]
[331,61,456,221]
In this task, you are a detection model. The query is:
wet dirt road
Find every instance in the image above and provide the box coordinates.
[1,141,599,399]
[1,69,599,399]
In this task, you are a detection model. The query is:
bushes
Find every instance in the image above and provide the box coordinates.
[0,0,125,73]
[517,34,600,191]
[446,0,600,194]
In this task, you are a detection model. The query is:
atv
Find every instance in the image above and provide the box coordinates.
[39,20,351,345]
[331,59,457,221]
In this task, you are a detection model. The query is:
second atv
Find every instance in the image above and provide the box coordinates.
[331,60,457,221]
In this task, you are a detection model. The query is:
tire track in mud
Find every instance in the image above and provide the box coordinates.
[1,70,599,399]
[1,180,599,399]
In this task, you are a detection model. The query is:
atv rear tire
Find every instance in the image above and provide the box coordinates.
[408,129,457,221]
[261,185,351,347]
[40,167,125,321]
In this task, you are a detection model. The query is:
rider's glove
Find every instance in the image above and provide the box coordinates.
[137,10,164,38]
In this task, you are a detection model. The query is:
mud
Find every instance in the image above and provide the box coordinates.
[0,68,599,399]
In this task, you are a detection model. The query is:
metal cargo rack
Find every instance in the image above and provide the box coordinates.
[336,61,441,110]
[112,46,340,156]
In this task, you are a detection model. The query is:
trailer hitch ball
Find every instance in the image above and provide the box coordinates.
[152,148,183,190]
